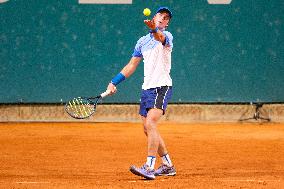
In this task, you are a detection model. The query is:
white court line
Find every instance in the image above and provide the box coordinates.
[207,0,232,4]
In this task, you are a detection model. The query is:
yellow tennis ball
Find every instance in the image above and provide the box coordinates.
[143,8,151,17]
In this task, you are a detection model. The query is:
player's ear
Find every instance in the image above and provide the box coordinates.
[166,22,170,28]
[166,19,171,27]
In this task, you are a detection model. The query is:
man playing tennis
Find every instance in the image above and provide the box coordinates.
[106,7,176,180]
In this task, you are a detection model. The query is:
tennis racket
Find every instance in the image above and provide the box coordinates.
[65,90,111,119]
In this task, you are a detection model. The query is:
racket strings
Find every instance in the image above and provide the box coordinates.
[66,97,95,118]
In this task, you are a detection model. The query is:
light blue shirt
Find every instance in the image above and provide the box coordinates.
[132,31,174,89]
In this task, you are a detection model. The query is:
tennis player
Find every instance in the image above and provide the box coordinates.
[106,7,176,180]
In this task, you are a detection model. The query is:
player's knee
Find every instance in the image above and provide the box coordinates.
[147,115,159,124]
[146,112,161,124]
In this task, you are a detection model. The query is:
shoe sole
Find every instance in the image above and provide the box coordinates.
[129,166,155,180]
[155,172,176,176]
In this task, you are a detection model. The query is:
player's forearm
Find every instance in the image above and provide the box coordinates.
[110,57,141,86]
[121,63,136,78]
[121,57,141,78]
[120,64,136,78]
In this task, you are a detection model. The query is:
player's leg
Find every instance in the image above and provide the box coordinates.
[148,87,176,176]
[129,112,159,180]
[145,108,163,157]
[130,86,175,179]
[129,91,158,179]
[154,134,176,176]
[157,132,168,157]
[142,114,169,162]
[141,109,175,176]
[142,86,175,168]
[149,122,176,176]
[136,109,162,175]
[130,108,163,179]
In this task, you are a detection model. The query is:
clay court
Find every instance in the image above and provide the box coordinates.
[0,122,283,189]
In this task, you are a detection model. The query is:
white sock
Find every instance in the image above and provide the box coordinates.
[161,154,173,167]
[146,156,156,170]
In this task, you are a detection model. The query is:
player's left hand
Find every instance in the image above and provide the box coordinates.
[144,13,163,30]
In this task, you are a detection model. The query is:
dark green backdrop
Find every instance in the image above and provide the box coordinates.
[0,0,283,103]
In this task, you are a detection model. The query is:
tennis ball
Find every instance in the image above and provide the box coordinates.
[143,8,151,17]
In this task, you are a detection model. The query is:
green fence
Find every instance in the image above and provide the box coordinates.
[0,0,283,103]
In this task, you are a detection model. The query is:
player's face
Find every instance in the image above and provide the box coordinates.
[155,12,171,30]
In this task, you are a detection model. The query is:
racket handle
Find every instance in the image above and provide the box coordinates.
[100,90,111,98]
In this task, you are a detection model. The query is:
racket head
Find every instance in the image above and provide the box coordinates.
[65,97,100,119]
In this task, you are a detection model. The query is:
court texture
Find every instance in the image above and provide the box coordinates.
[0,104,284,189]
[0,122,283,188]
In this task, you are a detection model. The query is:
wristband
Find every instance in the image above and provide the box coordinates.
[149,27,159,33]
[111,73,126,86]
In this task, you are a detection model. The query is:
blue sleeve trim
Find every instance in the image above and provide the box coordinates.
[163,35,170,46]
[132,49,143,57]
[162,31,173,47]
[111,73,126,86]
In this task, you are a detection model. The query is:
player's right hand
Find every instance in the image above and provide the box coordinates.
[107,83,117,95]
[144,19,156,30]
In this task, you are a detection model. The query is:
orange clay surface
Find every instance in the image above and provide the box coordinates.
[0,122,283,189]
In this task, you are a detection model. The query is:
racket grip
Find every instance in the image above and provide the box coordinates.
[100,90,111,98]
